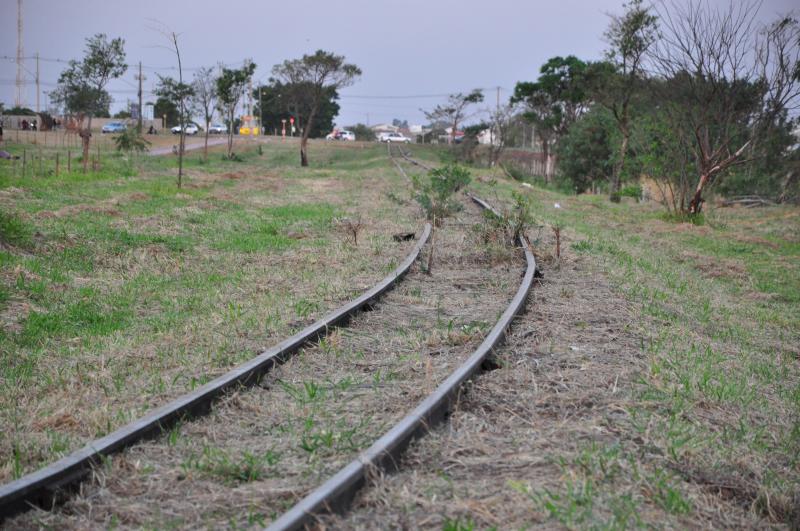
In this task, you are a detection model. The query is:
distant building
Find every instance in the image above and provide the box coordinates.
[370,123,399,135]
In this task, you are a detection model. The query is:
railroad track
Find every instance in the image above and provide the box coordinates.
[0,223,431,521]
[3,145,536,529]
[263,148,536,530]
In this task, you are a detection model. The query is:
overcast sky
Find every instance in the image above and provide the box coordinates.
[1,0,796,128]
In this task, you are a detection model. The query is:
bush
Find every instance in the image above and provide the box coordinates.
[413,164,471,225]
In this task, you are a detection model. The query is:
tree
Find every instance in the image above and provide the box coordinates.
[51,34,127,172]
[649,1,800,213]
[191,66,217,161]
[216,60,256,160]
[154,75,194,186]
[590,0,658,195]
[254,79,340,138]
[556,106,617,193]
[113,109,131,119]
[424,89,484,145]
[154,96,179,127]
[488,102,516,166]
[512,56,590,181]
[272,50,361,166]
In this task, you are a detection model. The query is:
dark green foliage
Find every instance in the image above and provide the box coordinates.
[254,80,340,138]
[5,106,36,116]
[50,34,126,119]
[113,128,150,153]
[556,106,616,192]
[154,96,179,128]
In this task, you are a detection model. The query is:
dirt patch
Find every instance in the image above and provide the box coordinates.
[679,251,749,281]
[38,204,121,219]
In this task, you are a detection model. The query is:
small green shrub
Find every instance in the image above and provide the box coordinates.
[620,184,643,201]
[412,164,471,225]
[0,211,33,248]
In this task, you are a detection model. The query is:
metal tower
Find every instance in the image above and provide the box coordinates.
[15,0,26,108]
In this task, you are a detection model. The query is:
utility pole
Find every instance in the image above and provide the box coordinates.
[35,52,40,113]
[136,61,144,133]
[15,0,25,108]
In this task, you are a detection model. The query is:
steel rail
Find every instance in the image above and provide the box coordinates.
[267,195,535,531]
[0,223,432,521]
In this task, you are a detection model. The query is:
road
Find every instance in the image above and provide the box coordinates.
[148,137,228,156]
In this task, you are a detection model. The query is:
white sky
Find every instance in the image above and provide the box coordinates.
[1,0,796,127]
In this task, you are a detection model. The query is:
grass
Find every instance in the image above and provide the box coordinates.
[0,136,419,481]
[470,173,800,526]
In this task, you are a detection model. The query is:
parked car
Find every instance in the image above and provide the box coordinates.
[338,130,355,141]
[171,124,199,135]
[208,123,227,134]
[381,132,411,143]
[101,121,127,134]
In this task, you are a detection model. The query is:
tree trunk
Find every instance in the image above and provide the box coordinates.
[613,126,630,193]
[688,173,710,214]
[226,110,234,159]
[81,115,93,173]
[203,119,209,162]
[300,107,317,167]
[778,169,798,203]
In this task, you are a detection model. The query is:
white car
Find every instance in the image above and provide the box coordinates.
[381,132,411,143]
[171,124,199,135]
[208,123,227,134]
[338,130,355,141]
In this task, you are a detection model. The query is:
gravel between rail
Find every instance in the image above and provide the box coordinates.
[8,197,522,529]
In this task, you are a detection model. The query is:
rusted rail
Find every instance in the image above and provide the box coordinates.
[0,224,432,521]
[266,194,536,530]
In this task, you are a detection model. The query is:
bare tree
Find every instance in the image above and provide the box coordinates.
[424,90,484,144]
[150,22,191,187]
[272,50,361,167]
[488,102,516,166]
[191,66,217,162]
[649,1,800,213]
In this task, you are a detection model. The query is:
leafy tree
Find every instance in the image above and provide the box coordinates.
[556,106,617,193]
[512,56,590,181]
[348,123,375,141]
[216,60,256,159]
[254,80,340,138]
[51,33,127,172]
[272,50,361,166]
[6,106,36,116]
[423,89,484,144]
[191,66,217,161]
[589,0,658,195]
[113,109,131,119]
[154,96,179,127]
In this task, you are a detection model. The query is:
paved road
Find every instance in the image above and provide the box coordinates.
[148,137,228,156]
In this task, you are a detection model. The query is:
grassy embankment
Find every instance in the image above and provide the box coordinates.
[0,137,417,481]
[464,162,800,526]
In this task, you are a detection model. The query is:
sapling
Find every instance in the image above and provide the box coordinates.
[412,164,471,272]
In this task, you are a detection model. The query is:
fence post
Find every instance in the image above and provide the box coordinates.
[55,152,60,176]
[22,149,26,177]
[68,150,71,172]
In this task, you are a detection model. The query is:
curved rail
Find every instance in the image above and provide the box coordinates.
[0,224,432,521]
[267,195,536,531]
